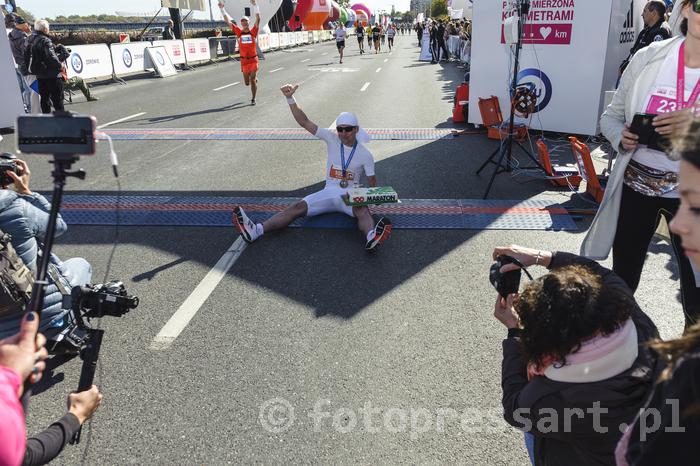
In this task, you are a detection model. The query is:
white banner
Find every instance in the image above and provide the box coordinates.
[145,46,177,77]
[65,44,113,80]
[111,42,150,76]
[296,31,306,44]
[1,28,23,128]
[269,33,279,49]
[151,39,187,65]
[258,33,270,51]
[161,0,206,11]
[183,38,210,63]
[468,0,644,135]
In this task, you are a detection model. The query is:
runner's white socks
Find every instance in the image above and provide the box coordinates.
[366,230,376,242]
[253,223,264,240]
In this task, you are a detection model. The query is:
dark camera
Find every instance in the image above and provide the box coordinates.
[0,153,21,187]
[71,281,139,318]
[489,255,532,298]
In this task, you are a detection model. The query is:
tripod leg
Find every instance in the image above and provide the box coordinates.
[515,140,546,171]
[482,141,510,199]
[476,145,502,175]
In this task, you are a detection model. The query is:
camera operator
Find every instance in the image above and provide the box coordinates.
[0,158,92,354]
[25,20,64,114]
[0,312,103,466]
[492,245,660,466]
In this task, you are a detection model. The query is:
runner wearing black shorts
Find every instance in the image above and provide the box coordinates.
[334,23,347,63]
[355,23,365,54]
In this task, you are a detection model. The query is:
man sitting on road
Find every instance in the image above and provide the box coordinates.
[232,84,392,252]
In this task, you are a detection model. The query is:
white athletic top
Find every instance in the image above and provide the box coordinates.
[315,127,375,188]
[334,28,347,41]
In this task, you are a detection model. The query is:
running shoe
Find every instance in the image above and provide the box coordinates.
[251,99,256,106]
[232,206,257,243]
[365,217,392,252]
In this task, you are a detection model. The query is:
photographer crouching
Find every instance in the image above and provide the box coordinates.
[0,156,92,354]
[491,245,661,466]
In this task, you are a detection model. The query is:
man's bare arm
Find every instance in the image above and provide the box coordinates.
[280,84,318,135]
[367,176,377,188]
[218,2,233,26]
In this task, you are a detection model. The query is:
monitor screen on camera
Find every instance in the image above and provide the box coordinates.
[16,114,96,155]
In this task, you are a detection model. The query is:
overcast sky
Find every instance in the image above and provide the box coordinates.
[13,0,411,19]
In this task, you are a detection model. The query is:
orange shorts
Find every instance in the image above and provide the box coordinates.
[241,58,259,74]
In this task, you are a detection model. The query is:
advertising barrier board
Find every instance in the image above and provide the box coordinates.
[111,42,151,76]
[65,44,113,80]
[183,38,211,63]
[151,39,187,65]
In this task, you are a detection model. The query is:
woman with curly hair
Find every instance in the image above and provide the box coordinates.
[491,245,661,466]
[614,118,700,465]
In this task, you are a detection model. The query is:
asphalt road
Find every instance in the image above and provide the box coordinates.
[0,36,686,465]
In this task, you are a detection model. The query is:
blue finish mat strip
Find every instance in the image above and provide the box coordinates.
[56,195,577,231]
[100,128,455,141]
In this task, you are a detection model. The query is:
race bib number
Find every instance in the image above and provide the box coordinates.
[329,166,355,180]
[240,35,253,44]
[645,86,678,115]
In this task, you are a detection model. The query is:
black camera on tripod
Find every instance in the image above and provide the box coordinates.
[71,281,139,319]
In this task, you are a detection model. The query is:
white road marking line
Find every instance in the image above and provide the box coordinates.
[360,82,370,92]
[97,112,146,129]
[149,238,248,351]
[375,67,381,73]
[301,58,310,62]
[384,58,388,63]
[213,82,240,91]
[269,67,283,73]
[321,52,328,56]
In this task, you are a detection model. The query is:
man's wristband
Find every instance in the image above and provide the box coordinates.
[286,96,296,105]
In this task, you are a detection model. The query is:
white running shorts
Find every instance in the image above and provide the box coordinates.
[302,187,354,217]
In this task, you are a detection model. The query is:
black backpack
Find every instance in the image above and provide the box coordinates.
[0,230,34,318]
[25,34,48,75]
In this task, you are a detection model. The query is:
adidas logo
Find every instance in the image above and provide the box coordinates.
[623,0,634,29]
[619,0,635,43]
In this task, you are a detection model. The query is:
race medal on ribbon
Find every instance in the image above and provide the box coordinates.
[339,141,357,190]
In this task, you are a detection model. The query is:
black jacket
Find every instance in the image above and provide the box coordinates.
[8,28,29,75]
[25,32,62,79]
[630,20,672,57]
[622,348,700,465]
[23,413,81,466]
[501,252,661,466]
[163,27,175,40]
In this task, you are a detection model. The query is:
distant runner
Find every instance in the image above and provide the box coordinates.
[386,24,396,51]
[232,83,393,252]
[372,24,381,53]
[334,22,346,63]
[219,0,261,105]
[355,22,365,55]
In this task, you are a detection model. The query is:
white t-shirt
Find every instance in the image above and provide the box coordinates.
[315,127,375,188]
[334,28,346,41]
[387,27,396,37]
[633,40,700,198]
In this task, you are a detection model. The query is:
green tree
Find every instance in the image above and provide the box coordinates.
[430,0,447,18]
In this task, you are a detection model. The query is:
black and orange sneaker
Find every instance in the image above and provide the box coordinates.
[232,206,257,243]
[365,217,392,252]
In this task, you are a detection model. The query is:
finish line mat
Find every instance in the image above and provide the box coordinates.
[56,195,577,231]
[100,128,455,141]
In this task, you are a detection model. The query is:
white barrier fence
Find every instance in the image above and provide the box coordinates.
[59,31,336,83]
[447,36,471,63]
[151,40,187,65]
[65,44,113,80]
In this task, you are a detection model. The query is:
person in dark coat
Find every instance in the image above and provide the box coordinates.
[492,245,660,466]
[25,19,64,113]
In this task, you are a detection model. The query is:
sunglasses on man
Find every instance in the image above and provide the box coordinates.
[336,126,357,133]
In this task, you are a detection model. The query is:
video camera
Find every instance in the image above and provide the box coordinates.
[71,281,139,320]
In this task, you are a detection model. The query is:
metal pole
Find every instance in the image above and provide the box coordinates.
[209,0,214,21]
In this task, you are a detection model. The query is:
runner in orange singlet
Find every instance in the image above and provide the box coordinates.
[219,1,261,105]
